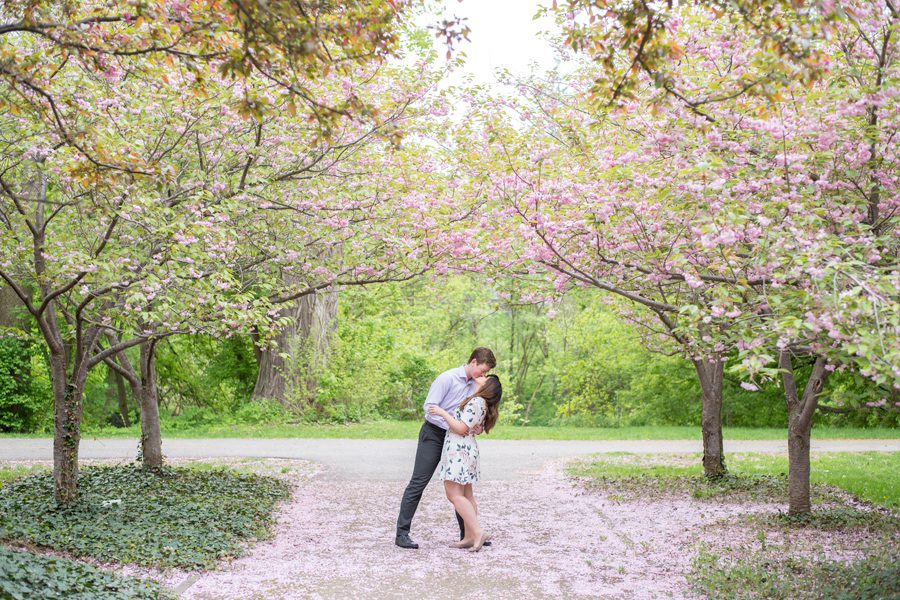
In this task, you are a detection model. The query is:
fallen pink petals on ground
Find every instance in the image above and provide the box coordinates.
[21,456,882,599]
[136,460,733,599]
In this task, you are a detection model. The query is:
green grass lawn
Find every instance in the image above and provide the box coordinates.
[4,421,898,440]
[569,452,900,508]
[732,452,899,508]
[0,463,48,483]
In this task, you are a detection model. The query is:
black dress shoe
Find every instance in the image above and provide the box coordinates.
[395,534,419,549]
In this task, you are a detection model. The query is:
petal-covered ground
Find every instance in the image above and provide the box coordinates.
[130,459,777,600]
[8,456,888,599]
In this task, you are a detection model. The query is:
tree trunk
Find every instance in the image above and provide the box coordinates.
[253,330,288,402]
[139,342,163,468]
[25,157,103,504]
[116,372,131,427]
[104,337,161,467]
[26,160,71,504]
[105,365,131,427]
[51,351,85,504]
[787,421,813,514]
[253,290,338,406]
[36,161,85,503]
[0,285,24,330]
[692,355,726,478]
[780,351,829,515]
[522,373,545,425]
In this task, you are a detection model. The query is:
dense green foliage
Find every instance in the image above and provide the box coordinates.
[154,337,263,423]
[0,335,49,432]
[1,277,896,432]
[0,465,291,568]
[568,453,900,508]
[0,546,171,600]
[303,280,897,428]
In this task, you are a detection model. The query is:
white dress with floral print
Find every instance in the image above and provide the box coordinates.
[438,396,487,484]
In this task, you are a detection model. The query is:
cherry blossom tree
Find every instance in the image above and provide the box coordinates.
[0,0,445,503]
[457,74,744,477]
[552,0,848,108]
[723,3,900,513]
[459,1,898,510]
[0,0,409,158]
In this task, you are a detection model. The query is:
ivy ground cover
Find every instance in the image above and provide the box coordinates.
[0,464,291,570]
[0,546,173,600]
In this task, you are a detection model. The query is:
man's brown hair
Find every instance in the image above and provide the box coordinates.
[468,347,496,368]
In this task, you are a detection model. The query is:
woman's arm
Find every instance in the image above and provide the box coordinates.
[426,405,470,435]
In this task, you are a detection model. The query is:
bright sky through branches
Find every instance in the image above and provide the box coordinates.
[422,0,562,87]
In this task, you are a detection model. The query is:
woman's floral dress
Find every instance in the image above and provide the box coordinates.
[438,396,487,484]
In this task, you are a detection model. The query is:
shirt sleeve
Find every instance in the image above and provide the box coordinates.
[423,372,450,412]
[460,397,484,428]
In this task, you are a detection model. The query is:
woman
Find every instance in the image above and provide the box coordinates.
[426,374,502,552]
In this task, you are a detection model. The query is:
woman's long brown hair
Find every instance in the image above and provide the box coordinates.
[459,375,502,434]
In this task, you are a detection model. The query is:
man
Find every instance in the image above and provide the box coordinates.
[395,347,496,549]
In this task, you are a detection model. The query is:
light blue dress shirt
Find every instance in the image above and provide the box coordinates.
[423,365,477,430]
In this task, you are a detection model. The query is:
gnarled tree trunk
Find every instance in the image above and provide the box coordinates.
[253,290,338,407]
[692,354,726,478]
[780,351,829,515]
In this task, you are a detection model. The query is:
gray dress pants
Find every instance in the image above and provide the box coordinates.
[396,421,465,537]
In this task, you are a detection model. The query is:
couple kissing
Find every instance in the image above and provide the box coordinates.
[395,347,502,552]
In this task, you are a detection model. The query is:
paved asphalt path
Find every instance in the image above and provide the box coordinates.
[2,437,897,480]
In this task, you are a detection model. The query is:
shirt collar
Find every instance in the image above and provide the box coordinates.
[456,365,471,382]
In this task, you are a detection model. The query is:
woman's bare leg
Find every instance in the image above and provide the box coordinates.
[462,483,490,551]
[464,484,477,517]
[444,481,482,543]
